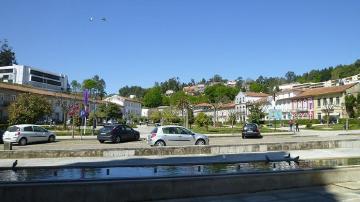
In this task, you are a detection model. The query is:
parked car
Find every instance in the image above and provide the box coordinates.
[2,124,56,146]
[147,125,209,146]
[0,130,4,144]
[242,123,262,139]
[97,124,140,143]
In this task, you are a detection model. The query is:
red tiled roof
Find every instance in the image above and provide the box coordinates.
[292,83,357,99]
[194,103,212,107]
[218,102,235,109]
[245,92,270,97]
[0,82,107,104]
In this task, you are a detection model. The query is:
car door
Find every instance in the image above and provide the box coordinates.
[122,126,133,141]
[177,127,196,145]
[162,127,181,146]
[22,126,36,143]
[33,126,48,142]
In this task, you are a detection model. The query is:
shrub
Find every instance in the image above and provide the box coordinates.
[306,123,312,128]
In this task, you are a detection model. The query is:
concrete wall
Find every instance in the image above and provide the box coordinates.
[0,166,360,202]
[1,138,360,159]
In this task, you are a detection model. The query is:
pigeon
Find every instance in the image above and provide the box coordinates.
[12,160,17,171]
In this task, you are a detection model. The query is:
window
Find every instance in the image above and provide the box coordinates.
[33,126,46,132]
[323,98,327,106]
[30,69,60,80]
[23,126,33,132]
[329,97,333,105]
[317,99,321,107]
[0,69,13,73]
[336,97,340,105]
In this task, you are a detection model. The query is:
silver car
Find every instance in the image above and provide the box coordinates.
[147,125,209,146]
[2,124,56,146]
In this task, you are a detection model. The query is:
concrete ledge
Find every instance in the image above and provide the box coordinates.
[0,166,360,202]
[0,138,360,159]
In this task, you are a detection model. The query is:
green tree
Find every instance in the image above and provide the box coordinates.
[195,112,212,131]
[285,71,296,82]
[345,94,357,118]
[149,110,162,123]
[188,108,195,128]
[119,85,147,98]
[71,80,81,93]
[248,102,265,124]
[82,75,107,100]
[249,82,268,93]
[0,40,17,66]
[8,93,52,124]
[143,87,163,108]
[97,103,122,121]
[228,111,237,128]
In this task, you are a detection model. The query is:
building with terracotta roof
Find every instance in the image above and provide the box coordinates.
[290,83,360,121]
[0,82,105,123]
[104,95,142,121]
[235,91,270,122]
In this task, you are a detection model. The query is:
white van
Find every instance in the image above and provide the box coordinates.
[2,124,56,146]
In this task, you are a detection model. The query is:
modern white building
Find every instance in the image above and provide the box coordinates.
[104,95,142,120]
[0,65,69,92]
[234,91,270,122]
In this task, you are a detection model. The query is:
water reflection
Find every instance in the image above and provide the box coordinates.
[0,158,359,183]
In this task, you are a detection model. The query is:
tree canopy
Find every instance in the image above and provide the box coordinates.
[8,93,52,124]
[143,87,163,108]
[0,40,17,66]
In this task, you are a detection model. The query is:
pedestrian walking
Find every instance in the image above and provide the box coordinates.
[289,120,293,131]
[295,122,300,132]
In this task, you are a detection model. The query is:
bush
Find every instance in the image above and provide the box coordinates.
[339,118,360,125]
[306,123,312,128]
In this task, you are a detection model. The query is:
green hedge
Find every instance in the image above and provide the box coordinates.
[339,118,360,125]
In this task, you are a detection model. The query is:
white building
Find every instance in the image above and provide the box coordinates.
[104,95,142,120]
[141,108,150,118]
[234,92,270,122]
[0,65,69,92]
[272,89,304,120]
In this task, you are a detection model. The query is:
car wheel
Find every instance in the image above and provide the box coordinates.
[195,139,206,145]
[155,140,165,147]
[99,140,105,143]
[113,136,121,144]
[19,138,27,146]
[48,135,56,143]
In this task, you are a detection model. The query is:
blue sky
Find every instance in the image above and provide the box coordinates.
[1,0,360,93]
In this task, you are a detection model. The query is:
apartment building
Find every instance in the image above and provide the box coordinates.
[0,65,69,92]
[104,95,142,120]
[290,83,360,121]
[235,91,270,122]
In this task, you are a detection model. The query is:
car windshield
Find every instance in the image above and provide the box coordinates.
[6,126,19,132]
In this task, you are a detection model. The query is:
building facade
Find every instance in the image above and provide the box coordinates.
[0,65,69,92]
[104,95,142,120]
[0,82,103,123]
[290,83,360,121]
[235,91,270,122]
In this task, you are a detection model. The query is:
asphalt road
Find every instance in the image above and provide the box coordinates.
[5,134,360,151]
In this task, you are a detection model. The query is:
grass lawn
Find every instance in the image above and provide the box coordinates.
[307,124,360,130]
